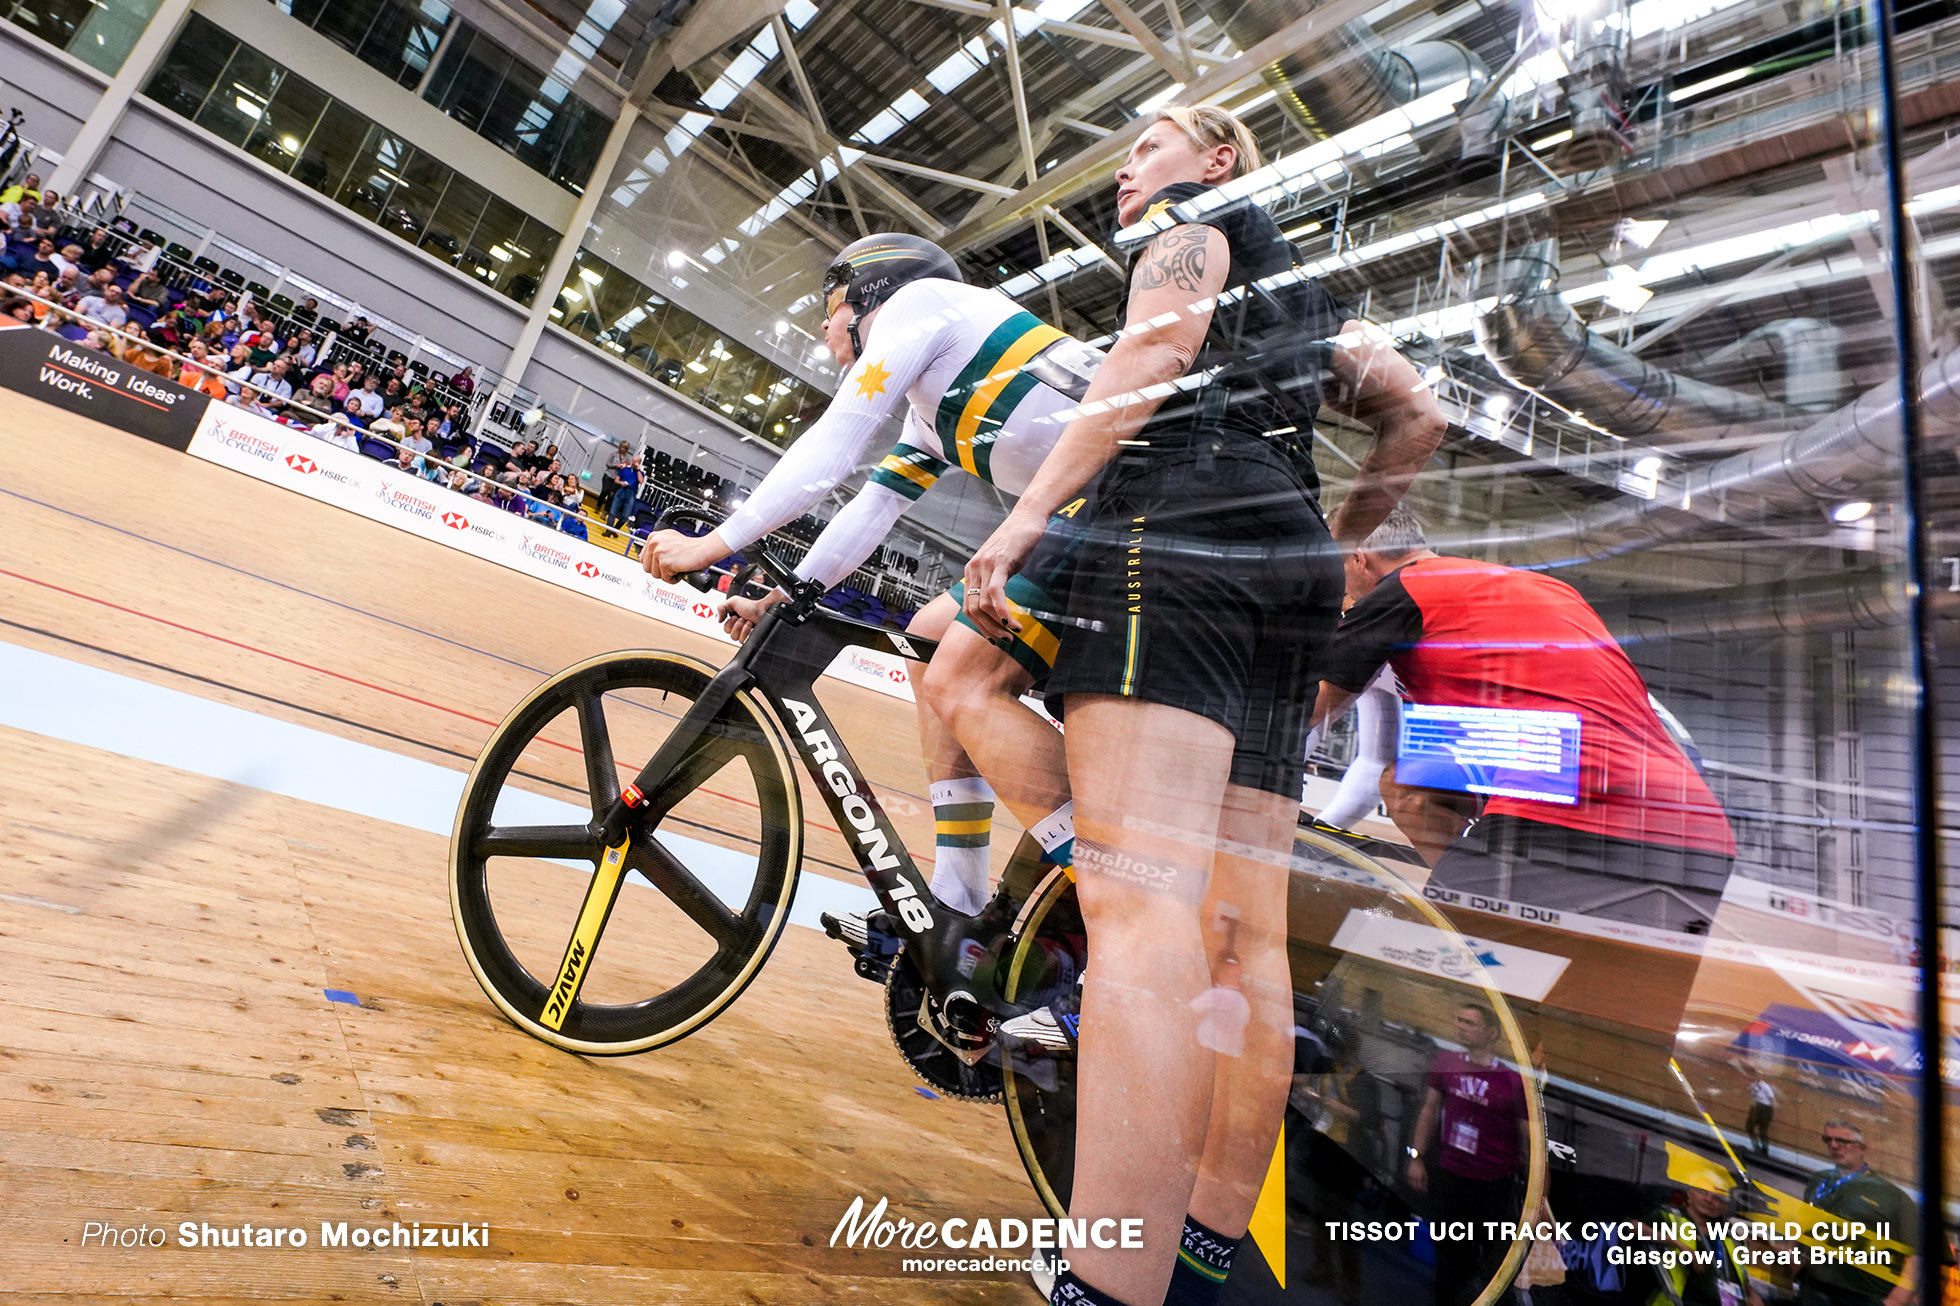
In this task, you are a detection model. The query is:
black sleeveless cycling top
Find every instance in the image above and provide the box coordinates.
[1119,181,1349,500]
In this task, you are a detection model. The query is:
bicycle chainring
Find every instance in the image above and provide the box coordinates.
[884,949,1004,1103]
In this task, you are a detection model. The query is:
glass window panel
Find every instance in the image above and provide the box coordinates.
[432,32,508,133]
[244,72,330,176]
[335,127,407,223]
[70,0,164,75]
[291,101,371,198]
[4,0,94,52]
[307,0,380,56]
[423,173,487,265]
[381,146,447,246]
[143,13,236,120]
[355,2,442,88]
[194,46,283,148]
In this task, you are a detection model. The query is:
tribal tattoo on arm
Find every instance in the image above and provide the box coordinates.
[1133,223,1212,293]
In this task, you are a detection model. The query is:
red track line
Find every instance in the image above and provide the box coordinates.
[0,565,856,841]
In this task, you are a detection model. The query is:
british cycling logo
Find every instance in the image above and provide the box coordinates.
[521,534,573,570]
[575,560,600,578]
[373,480,438,522]
[643,580,690,611]
[829,1195,1142,1274]
[207,413,280,462]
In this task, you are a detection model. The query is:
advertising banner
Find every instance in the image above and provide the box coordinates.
[0,326,210,451]
[185,402,917,700]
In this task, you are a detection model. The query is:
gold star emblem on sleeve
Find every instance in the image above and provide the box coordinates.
[854,359,893,399]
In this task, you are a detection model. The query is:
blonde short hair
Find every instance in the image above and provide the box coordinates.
[1154,105,1262,178]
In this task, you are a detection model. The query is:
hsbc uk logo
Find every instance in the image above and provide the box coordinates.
[441,511,469,530]
[286,449,357,486]
[575,561,600,578]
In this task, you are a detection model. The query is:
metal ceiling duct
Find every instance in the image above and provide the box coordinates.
[1689,318,1845,412]
[1474,240,1801,443]
[1595,568,1944,643]
[1193,0,1491,150]
[1485,344,1960,564]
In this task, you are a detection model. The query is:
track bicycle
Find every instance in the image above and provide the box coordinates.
[449,511,1545,1305]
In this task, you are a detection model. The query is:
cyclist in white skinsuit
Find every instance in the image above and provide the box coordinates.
[642,233,1095,923]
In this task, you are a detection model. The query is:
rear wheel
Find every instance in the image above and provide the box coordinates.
[999,825,1544,1306]
[450,650,802,1055]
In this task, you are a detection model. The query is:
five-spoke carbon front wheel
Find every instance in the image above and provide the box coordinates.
[450,650,803,1055]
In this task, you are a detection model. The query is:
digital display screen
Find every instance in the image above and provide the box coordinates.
[1396,703,1583,805]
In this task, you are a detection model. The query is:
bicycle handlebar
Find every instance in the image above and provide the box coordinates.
[650,508,818,602]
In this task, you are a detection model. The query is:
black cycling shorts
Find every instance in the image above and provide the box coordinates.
[1041,440,1343,796]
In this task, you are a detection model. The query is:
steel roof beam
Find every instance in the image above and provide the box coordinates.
[943,0,1394,252]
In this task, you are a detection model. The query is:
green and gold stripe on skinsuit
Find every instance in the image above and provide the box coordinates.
[866,444,951,501]
[935,312,1067,484]
[949,575,1062,685]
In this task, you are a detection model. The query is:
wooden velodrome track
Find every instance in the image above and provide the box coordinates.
[0,393,1052,1304]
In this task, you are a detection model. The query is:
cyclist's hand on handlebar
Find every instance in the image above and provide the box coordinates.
[641,528,729,582]
[963,510,1043,640]
[720,590,785,642]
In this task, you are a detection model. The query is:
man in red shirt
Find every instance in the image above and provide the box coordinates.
[1312,507,1736,930]
[1406,1002,1529,1306]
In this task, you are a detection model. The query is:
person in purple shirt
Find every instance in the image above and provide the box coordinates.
[1405,1002,1530,1306]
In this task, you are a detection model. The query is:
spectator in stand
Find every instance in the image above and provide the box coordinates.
[52,243,84,278]
[50,266,81,302]
[125,268,165,311]
[434,402,463,442]
[250,356,295,405]
[20,197,60,243]
[0,173,43,207]
[76,228,118,273]
[126,328,176,377]
[222,342,255,396]
[304,371,336,414]
[127,237,160,273]
[381,376,406,407]
[83,265,115,296]
[352,374,385,419]
[340,316,372,348]
[16,240,61,281]
[1405,1003,1530,1306]
[178,341,230,398]
[291,328,317,370]
[0,296,34,327]
[1800,1121,1919,1306]
[77,284,128,331]
[236,384,282,420]
[606,441,640,531]
[449,364,475,396]
[559,476,588,538]
[311,412,360,452]
[391,444,420,476]
[328,362,353,403]
[294,296,319,321]
[340,394,370,429]
[401,417,433,464]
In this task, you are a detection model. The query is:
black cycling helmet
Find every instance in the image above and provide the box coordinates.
[820,233,962,356]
